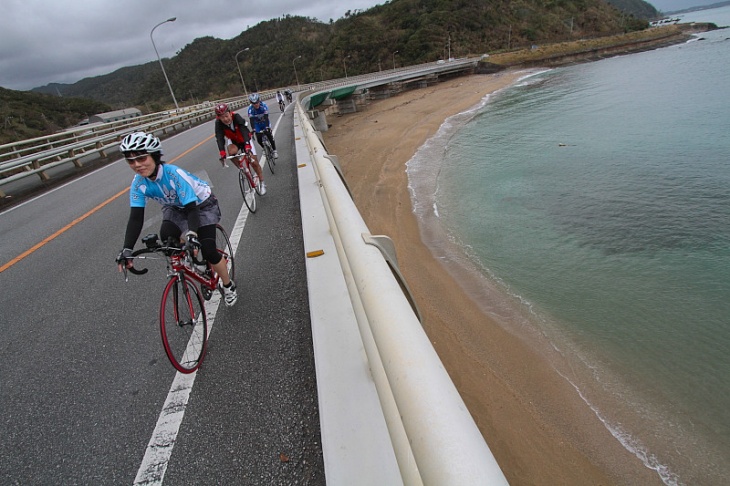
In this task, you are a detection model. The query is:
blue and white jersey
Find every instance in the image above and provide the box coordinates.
[247,102,270,132]
[129,164,211,208]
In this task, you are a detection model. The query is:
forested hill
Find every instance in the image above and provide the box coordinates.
[28,0,654,110]
[608,0,659,19]
[1,0,658,144]
[0,87,110,145]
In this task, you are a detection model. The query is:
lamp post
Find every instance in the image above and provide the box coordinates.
[392,50,399,71]
[235,47,250,96]
[292,55,302,89]
[343,55,350,78]
[150,17,179,112]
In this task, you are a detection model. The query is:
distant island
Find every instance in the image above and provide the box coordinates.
[664,0,730,15]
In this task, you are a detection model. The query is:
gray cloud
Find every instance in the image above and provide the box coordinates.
[1,0,714,91]
[0,0,383,90]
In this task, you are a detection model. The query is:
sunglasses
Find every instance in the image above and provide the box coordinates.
[125,154,149,163]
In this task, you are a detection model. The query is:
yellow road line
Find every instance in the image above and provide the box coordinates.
[0,136,213,273]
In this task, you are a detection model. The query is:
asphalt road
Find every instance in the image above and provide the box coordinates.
[0,104,325,484]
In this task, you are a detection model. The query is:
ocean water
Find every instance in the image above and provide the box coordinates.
[407,7,730,485]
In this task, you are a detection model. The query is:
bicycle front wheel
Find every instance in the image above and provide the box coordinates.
[215,223,235,281]
[160,275,208,373]
[264,139,276,174]
[238,168,257,213]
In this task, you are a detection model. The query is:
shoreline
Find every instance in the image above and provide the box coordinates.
[321,72,664,485]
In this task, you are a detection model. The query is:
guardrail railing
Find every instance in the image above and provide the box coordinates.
[294,59,507,484]
[1,59,479,200]
[0,92,270,198]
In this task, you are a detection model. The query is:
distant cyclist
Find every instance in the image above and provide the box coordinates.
[115,131,238,306]
[276,90,285,112]
[285,89,293,103]
[247,93,278,159]
[214,102,266,195]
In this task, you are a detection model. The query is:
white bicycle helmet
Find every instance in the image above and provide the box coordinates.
[120,131,162,153]
[248,93,260,104]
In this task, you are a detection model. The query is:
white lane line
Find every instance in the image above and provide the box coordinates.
[133,201,251,486]
[134,109,283,485]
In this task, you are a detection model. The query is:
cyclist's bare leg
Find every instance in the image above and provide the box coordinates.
[250,153,261,169]
[226,144,242,168]
[211,259,231,286]
[250,158,264,181]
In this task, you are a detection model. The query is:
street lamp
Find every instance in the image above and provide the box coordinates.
[292,55,302,89]
[343,55,350,78]
[392,50,399,71]
[235,48,250,96]
[150,17,179,112]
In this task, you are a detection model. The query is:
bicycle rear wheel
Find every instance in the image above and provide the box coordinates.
[238,168,257,213]
[215,223,235,281]
[160,275,208,373]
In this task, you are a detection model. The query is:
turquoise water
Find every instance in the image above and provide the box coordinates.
[407,8,730,485]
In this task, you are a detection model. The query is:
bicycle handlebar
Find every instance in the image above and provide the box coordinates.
[122,239,202,281]
[224,152,251,160]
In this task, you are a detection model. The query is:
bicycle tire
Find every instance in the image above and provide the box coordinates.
[238,167,257,213]
[253,170,263,195]
[215,224,235,281]
[160,274,208,373]
[263,137,276,174]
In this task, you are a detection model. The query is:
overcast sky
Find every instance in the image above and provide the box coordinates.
[0,0,715,91]
[0,0,385,91]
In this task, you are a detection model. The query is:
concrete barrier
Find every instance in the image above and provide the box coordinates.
[294,68,508,484]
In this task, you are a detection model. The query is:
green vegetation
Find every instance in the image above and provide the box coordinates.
[0,87,110,146]
[606,0,659,19]
[6,0,660,143]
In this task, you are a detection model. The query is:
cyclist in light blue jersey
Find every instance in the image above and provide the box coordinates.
[246,93,278,159]
[115,131,237,306]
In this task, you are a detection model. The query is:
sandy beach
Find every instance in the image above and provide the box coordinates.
[321,72,663,485]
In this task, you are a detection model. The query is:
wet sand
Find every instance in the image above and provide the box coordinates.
[321,71,663,485]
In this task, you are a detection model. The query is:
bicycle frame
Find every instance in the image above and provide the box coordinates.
[256,128,275,149]
[123,228,234,373]
[126,234,232,299]
[227,152,258,187]
[168,251,219,294]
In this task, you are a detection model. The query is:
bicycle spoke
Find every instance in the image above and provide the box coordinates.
[238,168,257,213]
[215,224,235,281]
[160,276,207,373]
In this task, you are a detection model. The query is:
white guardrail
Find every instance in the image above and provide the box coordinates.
[294,61,508,485]
[3,58,508,482]
[0,59,480,199]
[0,93,273,197]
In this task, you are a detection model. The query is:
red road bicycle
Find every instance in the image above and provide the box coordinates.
[123,224,235,373]
[225,151,262,213]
